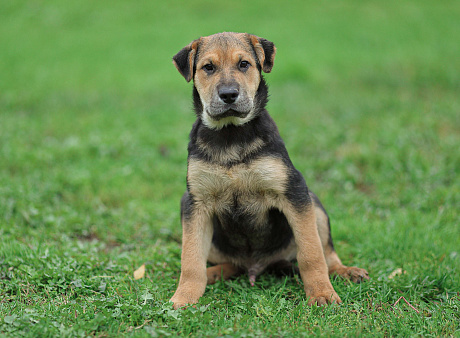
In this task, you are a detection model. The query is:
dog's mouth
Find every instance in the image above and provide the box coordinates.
[208,109,249,121]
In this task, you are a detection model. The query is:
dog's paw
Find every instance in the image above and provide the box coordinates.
[171,301,187,310]
[170,295,197,310]
[347,267,369,283]
[332,266,369,284]
[171,299,198,310]
[306,290,342,306]
[171,301,198,310]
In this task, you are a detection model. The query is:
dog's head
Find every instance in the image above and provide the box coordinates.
[173,32,276,129]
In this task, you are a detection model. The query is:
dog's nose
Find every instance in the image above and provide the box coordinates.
[218,86,239,104]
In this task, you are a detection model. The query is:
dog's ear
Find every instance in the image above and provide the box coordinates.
[248,35,276,73]
[173,39,200,82]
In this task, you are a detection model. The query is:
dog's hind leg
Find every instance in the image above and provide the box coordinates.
[310,191,370,283]
[207,263,242,284]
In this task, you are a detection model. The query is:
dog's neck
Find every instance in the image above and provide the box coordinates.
[188,109,288,166]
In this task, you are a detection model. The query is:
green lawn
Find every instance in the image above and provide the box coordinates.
[1,0,459,336]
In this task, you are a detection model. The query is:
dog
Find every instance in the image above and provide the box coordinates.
[170,32,369,309]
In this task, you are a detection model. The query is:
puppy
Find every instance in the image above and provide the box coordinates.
[170,32,368,309]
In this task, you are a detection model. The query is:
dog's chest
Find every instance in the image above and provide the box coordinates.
[187,157,287,211]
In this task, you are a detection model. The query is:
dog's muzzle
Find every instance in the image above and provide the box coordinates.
[208,109,249,121]
[205,83,252,121]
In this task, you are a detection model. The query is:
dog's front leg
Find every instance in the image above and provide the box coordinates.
[170,210,213,309]
[283,203,341,306]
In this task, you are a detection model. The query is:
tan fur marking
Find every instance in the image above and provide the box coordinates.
[187,157,288,216]
[170,209,213,309]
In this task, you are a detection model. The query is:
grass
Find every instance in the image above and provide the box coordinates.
[1,0,459,336]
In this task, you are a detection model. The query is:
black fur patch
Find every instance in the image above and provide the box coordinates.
[173,46,192,81]
[180,191,194,222]
[192,86,203,116]
[285,169,311,211]
[259,38,276,71]
[211,208,294,259]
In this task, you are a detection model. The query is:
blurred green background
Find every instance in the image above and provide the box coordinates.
[0,0,459,335]
[1,0,458,241]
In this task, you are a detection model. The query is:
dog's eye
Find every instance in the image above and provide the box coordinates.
[239,61,250,71]
[202,64,215,74]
